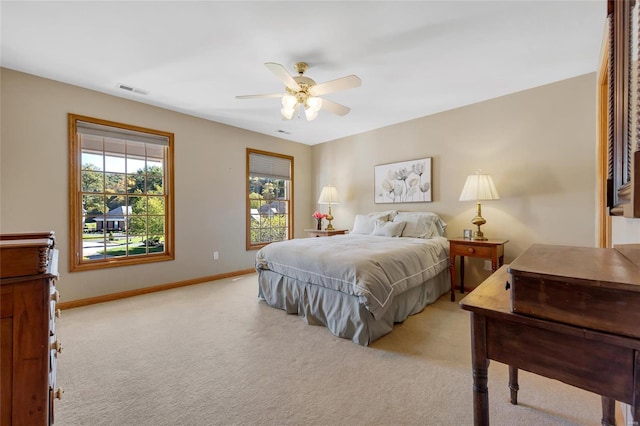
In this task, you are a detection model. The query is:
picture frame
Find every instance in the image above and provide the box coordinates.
[463,229,472,240]
[374,157,432,204]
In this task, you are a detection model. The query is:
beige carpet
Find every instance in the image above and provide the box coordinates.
[56,273,603,425]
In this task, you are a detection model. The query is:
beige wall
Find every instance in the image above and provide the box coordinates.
[0,69,608,301]
[0,68,312,301]
[312,73,598,284]
[611,217,640,244]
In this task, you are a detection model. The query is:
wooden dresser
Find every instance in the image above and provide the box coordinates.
[1,232,62,425]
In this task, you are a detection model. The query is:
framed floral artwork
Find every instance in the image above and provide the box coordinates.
[374,157,432,203]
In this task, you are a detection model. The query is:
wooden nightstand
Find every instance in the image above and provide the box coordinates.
[305,229,348,238]
[448,237,508,301]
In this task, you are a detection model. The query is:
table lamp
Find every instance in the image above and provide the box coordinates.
[318,185,340,230]
[459,172,500,241]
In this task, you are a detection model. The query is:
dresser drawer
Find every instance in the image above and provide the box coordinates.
[49,333,60,389]
[0,285,12,318]
[0,235,54,278]
[49,280,58,334]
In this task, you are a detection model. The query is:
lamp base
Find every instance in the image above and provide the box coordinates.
[325,207,334,231]
[472,228,487,241]
[471,201,487,241]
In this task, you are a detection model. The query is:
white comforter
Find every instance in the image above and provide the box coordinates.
[255,234,449,320]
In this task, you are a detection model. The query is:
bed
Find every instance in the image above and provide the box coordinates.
[255,211,450,345]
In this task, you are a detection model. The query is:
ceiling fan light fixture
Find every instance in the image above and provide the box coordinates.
[281,107,295,120]
[237,61,360,121]
[304,106,318,121]
[282,94,297,109]
[306,96,322,112]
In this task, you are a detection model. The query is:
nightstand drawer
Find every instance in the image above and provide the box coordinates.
[452,243,492,258]
[448,237,509,301]
[305,229,347,238]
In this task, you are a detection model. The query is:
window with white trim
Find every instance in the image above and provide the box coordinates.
[68,114,174,271]
[247,148,293,249]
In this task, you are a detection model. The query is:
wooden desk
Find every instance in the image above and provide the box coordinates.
[305,229,347,238]
[460,266,640,426]
[448,238,508,301]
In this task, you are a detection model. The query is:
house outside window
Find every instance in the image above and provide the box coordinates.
[68,114,174,271]
[247,148,293,249]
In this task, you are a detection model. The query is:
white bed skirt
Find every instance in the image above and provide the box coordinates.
[257,268,450,346]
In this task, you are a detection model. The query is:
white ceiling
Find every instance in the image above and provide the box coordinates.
[1,1,606,146]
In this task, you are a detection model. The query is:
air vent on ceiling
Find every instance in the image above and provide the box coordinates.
[276,129,291,135]
[117,83,149,95]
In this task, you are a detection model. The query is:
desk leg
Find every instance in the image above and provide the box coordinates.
[600,397,615,426]
[509,366,519,405]
[633,351,640,425]
[471,313,490,426]
[450,254,456,302]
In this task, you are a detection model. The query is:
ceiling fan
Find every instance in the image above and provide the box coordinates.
[236,62,361,121]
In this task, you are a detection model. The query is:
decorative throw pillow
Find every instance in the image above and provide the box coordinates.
[351,211,399,234]
[372,220,406,237]
[393,212,447,238]
[351,214,377,235]
[368,210,398,222]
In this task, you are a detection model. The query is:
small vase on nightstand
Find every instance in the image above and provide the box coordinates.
[316,218,323,230]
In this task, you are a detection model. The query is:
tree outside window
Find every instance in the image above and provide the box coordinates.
[69,114,174,271]
[247,149,293,249]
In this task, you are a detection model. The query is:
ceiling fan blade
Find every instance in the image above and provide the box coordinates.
[265,62,301,91]
[311,75,361,96]
[321,99,351,116]
[235,93,283,99]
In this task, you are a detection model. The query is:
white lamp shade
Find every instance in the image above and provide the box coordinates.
[305,107,318,121]
[318,186,340,204]
[282,95,297,109]
[459,174,500,201]
[281,107,295,120]
[306,96,322,111]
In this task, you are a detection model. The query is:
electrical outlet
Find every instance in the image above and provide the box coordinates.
[483,260,492,271]
[213,251,219,260]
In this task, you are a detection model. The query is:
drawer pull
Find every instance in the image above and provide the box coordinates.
[55,309,61,318]
[51,340,63,353]
[51,290,60,302]
[467,247,475,253]
[54,387,64,400]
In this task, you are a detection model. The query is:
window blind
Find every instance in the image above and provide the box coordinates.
[77,121,169,146]
[249,152,291,180]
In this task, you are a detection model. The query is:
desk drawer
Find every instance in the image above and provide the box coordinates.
[453,243,491,258]
[486,316,634,403]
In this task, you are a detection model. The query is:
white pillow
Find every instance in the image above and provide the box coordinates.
[368,210,398,222]
[393,212,447,238]
[351,210,399,235]
[372,220,406,237]
[351,214,377,235]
